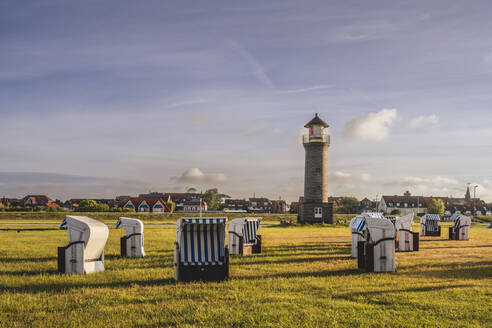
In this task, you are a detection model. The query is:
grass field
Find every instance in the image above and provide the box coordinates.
[0,215,491,327]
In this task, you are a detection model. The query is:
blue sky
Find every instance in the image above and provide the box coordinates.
[1,1,492,202]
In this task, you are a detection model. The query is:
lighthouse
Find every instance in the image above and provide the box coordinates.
[298,113,334,223]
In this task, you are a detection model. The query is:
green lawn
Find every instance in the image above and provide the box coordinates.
[0,217,491,327]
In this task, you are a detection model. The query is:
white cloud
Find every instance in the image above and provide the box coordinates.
[245,124,265,135]
[485,52,492,64]
[329,171,353,184]
[187,113,211,126]
[272,127,282,136]
[384,176,458,188]
[344,108,397,141]
[409,114,439,128]
[176,168,228,184]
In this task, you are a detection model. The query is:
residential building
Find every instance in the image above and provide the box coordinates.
[225,199,250,211]
[249,197,273,213]
[182,200,207,212]
[271,199,287,213]
[20,195,60,209]
[119,197,172,213]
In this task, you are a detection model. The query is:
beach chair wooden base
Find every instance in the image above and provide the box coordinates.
[449,227,468,240]
[424,226,441,237]
[174,243,229,282]
[58,241,85,274]
[120,233,144,258]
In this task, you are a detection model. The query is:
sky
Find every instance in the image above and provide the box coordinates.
[1,1,492,202]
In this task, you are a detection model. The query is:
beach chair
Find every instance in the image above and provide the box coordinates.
[350,216,367,258]
[448,214,471,240]
[420,214,441,236]
[395,214,419,252]
[228,217,262,255]
[116,217,145,258]
[58,216,109,274]
[358,217,396,273]
[174,217,229,282]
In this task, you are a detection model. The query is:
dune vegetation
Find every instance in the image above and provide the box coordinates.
[0,215,491,327]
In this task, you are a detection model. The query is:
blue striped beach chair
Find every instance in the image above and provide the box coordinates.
[174,217,229,282]
[420,214,441,237]
[229,217,262,255]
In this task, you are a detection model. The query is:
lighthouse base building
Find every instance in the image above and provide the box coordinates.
[299,203,334,224]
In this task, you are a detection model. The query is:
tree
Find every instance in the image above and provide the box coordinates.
[202,188,222,211]
[77,200,109,212]
[339,197,359,214]
[390,209,401,215]
[427,198,445,217]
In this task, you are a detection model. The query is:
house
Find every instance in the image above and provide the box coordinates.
[20,195,60,209]
[378,195,427,216]
[1,197,20,207]
[355,197,378,213]
[182,200,207,212]
[139,192,202,211]
[225,199,250,211]
[271,200,287,213]
[249,197,273,213]
[119,197,172,213]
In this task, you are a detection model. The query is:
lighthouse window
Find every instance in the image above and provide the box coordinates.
[315,168,321,173]
[314,207,322,218]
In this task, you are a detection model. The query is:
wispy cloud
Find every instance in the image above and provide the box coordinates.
[277,84,335,94]
[344,109,397,141]
[227,39,275,88]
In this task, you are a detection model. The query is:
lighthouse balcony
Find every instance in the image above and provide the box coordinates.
[302,134,330,144]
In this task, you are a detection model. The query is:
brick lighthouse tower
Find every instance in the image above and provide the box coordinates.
[298,113,334,223]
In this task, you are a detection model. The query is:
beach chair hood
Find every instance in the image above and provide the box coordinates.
[229,217,261,242]
[116,217,144,235]
[365,217,395,245]
[395,214,414,231]
[59,216,109,264]
[454,214,471,228]
[421,214,440,224]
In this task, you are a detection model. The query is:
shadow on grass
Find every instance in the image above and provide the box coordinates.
[0,269,58,276]
[0,228,58,231]
[0,278,175,294]
[267,243,351,250]
[234,268,362,281]
[0,256,57,263]
[422,245,492,250]
[333,284,473,303]
[232,255,349,266]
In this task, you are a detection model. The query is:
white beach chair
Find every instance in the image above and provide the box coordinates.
[395,214,419,252]
[358,217,396,273]
[58,216,109,274]
[420,214,441,236]
[174,217,229,282]
[448,214,471,240]
[116,217,145,258]
[228,217,262,255]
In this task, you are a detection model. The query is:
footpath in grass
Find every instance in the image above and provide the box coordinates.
[0,221,491,327]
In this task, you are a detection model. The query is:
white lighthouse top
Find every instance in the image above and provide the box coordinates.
[303,113,330,143]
